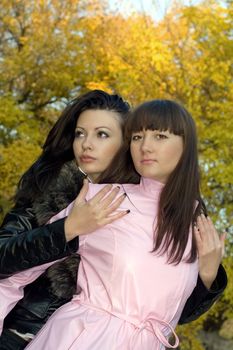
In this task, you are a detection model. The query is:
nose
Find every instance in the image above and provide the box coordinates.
[141,136,152,153]
[82,136,93,150]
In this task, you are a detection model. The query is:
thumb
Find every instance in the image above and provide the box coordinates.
[220,232,226,258]
[75,179,89,204]
[220,232,227,242]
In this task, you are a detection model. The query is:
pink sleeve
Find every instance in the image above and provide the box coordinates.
[48,201,75,224]
[0,260,60,335]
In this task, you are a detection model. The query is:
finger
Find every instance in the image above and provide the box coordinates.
[100,186,122,209]
[197,214,214,242]
[194,225,202,250]
[75,179,89,204]
[220,232,227,242]
[206,216,220,244]
[104,193,127,214]
[220,232,226,257]
[200,214,211,232]
[88,184,113,205]
[196,215,206,239]
[102,210,130,225]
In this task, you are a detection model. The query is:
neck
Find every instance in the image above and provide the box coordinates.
[78,167,94,183]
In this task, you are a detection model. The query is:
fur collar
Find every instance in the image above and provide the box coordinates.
[33,160,85,225]
[32,161,85,299]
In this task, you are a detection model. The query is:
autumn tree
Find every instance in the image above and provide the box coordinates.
[0,1,232,348]
[82,0,233,236]
[0,0,106,214]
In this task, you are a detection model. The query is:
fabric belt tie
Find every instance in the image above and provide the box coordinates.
[73,299,179,349]
[129,315,179,349]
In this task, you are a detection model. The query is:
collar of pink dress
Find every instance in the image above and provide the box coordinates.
[140,177,164,196]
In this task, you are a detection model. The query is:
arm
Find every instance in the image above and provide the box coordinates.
[0,206,78,278]
[179,264,227,324]
[0,259,60,335]
[179,214,227,324]
[0,181,128,278]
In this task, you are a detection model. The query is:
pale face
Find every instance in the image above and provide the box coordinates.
[130,129,183,183]
[73,109,123,182]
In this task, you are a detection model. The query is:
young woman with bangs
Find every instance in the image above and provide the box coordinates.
[0,99,226,349]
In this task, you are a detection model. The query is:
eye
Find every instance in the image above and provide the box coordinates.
[97,131,109,138]
[131,134,142,141]
[155,133,168,140]
[75,130,85,138]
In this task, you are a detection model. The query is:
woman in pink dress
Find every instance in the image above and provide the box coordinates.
[0,99,224,349]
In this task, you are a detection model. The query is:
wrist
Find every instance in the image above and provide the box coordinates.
[64,217,80,241]
[200,272,217,290]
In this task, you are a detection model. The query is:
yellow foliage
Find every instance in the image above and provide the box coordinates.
[176,320,204,350]
[0,1,232,347]
[85,81,113,94]
[0,140,41,220]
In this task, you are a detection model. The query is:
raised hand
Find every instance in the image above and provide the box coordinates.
[65,179,129,241]
[194,214,226,289]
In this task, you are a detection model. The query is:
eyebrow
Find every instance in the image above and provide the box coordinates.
[75,126,112,131]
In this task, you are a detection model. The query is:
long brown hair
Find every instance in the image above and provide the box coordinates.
[125,99,207,264]
[15,90,130,205]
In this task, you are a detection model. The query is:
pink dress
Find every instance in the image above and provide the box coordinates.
[23,177,198,350]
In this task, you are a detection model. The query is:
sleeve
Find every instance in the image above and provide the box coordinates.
[0,205,78,278]
[178,264,227,324]
[0,259,60,335]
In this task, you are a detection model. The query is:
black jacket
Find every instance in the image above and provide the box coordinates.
[0,162,83,276]
[0,162,228,338]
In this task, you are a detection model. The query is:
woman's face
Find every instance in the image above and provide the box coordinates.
[73,109,123,182]
[130,129,183,183]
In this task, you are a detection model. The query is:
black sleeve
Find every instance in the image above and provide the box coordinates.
[0,206,78,278]
[178,264,227,324]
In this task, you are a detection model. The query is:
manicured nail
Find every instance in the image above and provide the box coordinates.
[126,209,130,213]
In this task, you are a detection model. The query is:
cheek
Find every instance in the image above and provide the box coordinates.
[101,139,122,161]
[73,140,81,157]
[99,148,118,170]
[168,144,183,166]
[130,144,136,164]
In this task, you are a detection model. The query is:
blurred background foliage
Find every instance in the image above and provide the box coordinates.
[0,0,232,348]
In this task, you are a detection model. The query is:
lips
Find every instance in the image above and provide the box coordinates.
[140,159,156,164]
[80,155,96,163]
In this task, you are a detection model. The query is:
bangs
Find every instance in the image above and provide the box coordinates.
[128,100,186,136]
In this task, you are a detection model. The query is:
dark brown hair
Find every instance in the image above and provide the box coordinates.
[15,90,131,205]
[125,99,207,264]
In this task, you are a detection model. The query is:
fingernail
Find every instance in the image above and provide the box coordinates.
[123,193,127,196]
[116,186,120,189]
[126,209,130,214]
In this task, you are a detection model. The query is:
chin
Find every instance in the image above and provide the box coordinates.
[140,170,157,178]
